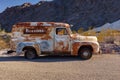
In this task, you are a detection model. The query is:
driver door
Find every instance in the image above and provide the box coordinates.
[54,27,71,53]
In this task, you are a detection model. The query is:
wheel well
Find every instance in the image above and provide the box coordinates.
[23,46,37,53]
[79,45,93,53]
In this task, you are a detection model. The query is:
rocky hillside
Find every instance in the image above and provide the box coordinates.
[0,0,120,32]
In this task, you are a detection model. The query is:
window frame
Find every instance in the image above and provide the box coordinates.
[56,28,68,35]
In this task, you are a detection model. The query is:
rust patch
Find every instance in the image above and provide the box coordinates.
[14,22,70,28]
[54,41,69,53]
[34,44,41,56]
[72,42,80,55]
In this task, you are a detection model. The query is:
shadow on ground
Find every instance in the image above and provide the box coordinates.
[0,56,84,62]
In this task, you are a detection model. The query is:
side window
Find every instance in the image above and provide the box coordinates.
[56,28,68,35]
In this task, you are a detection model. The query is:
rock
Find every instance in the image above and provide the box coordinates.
[0,0,120,32]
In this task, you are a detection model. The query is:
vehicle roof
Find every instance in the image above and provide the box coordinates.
[13,22,70,28]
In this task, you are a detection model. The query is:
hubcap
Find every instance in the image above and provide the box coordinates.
[83,51,89,57]
[27,51,35,59]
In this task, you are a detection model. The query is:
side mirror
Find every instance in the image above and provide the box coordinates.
[70,24,73,27]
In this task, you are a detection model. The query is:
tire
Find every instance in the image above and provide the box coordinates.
[25,49,37,59]
[79,48,92,60]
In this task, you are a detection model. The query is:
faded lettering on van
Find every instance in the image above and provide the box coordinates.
[30,22,37,26]
[24,28,46,34]
[42,22,51,26]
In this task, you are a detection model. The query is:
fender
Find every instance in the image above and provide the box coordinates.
[72,41,99,55]
[16,42,41,56]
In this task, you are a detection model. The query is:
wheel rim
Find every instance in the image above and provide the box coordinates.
[83,51,89,57]
[26,51,35,59]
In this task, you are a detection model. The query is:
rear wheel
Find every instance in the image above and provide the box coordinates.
[79,48,92,60]
[25,49,37,59]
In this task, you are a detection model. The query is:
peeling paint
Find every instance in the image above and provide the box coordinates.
[10,22,100,56]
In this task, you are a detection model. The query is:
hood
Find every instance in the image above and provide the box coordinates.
[71,34,98,42]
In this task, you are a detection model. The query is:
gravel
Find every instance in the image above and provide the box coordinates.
[0,53,120,80]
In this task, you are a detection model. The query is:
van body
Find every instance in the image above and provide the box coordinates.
[10,22,100,59]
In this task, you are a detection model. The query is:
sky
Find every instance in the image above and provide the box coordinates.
[0,0,52,13]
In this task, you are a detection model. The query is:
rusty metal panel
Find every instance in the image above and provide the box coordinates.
[55,35,70,52]
[10,22,100,56]
[72,42,80,55]
[54,27,71,53]
[11,22,70,54]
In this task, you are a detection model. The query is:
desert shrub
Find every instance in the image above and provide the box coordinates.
[0,30,11,49]
[77,27,84,34]
[105,36,115,43]
[72,30,77,34]
[0,37,9,49]
[81,28,120,43]
[82,30,96,36]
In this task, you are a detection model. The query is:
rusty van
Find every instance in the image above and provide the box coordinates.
[9,22,100,60]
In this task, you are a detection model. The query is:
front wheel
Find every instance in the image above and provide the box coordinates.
[25,49,37,59]
[79,48,92,60]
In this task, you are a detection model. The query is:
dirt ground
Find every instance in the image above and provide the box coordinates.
[0,53,120,80]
